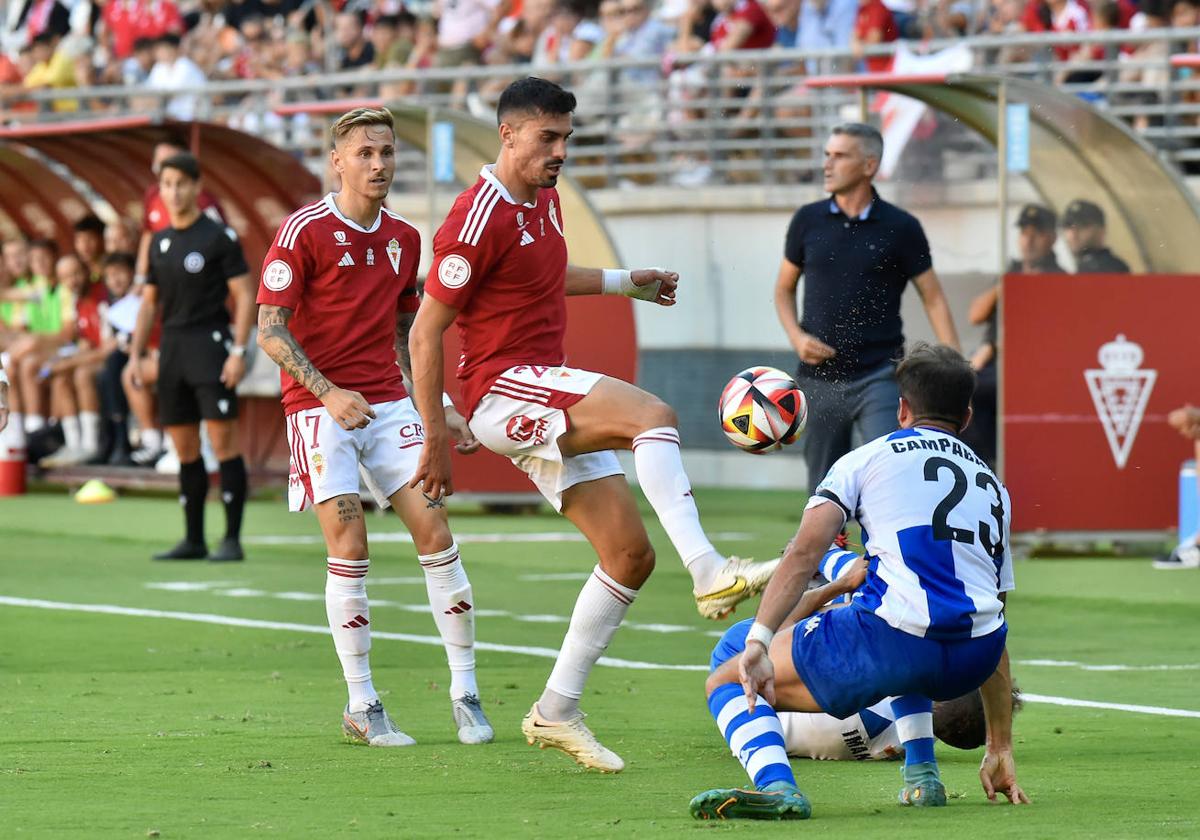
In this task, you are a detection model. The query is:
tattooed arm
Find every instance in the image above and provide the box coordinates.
[257,303,376,430]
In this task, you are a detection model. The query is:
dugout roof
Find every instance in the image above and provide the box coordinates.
[806,72,1200,274]
[0,117,321,269]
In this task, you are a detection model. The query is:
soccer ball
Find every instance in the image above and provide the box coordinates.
[718,366,807,454]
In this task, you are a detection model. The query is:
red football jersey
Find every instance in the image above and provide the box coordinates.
[257,194,422,415]
[426,166,570,416]
[142,183,225,234]
[710,0,777,51]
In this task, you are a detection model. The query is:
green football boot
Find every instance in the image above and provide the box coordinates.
[898,761,948,807]
[689,781,812,821]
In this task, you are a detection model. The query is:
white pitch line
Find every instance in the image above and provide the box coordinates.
[1018,658,1200,672]
[3,596,1200,717]
[1022,693,1200,719]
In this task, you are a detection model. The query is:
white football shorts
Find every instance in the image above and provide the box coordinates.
[286,398,425,512]
[468,364,623,511]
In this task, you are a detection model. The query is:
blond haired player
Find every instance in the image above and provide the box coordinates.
[256,108,492,748]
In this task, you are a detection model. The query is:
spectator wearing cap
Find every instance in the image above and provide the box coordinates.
[961,202,1065,468]
[1061,199,1131,274]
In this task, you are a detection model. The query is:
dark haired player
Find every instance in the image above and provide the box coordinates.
[408,77,780,772]
[691,343,1028,820]
[128,152,254,563]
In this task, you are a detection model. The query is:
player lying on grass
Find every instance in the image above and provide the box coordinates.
[690,343,1029,820]
[707,549,1023,764]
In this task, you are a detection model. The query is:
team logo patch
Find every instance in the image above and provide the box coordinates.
[438,254,471,289]
[386,238,402,274]
[310,452,326,482]
[159,238,170,253]
[1085,333,1156,469]
[506,415,549,445]
[217,398,230,415]
[548,199,563,236]
[262,259,293,292]
[334,230,348,244]
[184,251,205,273]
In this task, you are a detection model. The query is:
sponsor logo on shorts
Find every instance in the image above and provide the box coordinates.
[506,415,549,445]
[399,422,424,450]
[184,251,205,273]
[262,259,293,291]
[438,254,471,289]
[803,614,822,637]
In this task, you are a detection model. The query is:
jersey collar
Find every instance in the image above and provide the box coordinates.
[480,165,537,208]
[323,193,382,234]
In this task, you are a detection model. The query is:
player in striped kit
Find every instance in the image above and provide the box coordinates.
[691,344,1029,820]
[256,108,492,748]
[408,77,779,773]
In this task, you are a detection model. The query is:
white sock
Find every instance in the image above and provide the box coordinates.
[80,411,100,452]
[631,427,723,589]
[540,565,637,720]
[61,415,81,450]
[4,413,25,450]
[418,542,478,699]
[25,414,45,434]
[325,557,377,710]
[141,427,162,451]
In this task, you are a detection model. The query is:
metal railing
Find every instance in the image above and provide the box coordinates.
[4,27,1199,190]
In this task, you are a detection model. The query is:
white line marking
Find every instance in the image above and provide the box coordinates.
[3,596,1200,714]
[0,596,706,672]
[1022,693,1200,719]
[518,573,591,582]
[244,531,755,547]
[1018,659,1200,672]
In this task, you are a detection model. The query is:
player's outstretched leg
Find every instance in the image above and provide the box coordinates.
[891,695,945,806]
[630,426,778,619]
[326,555,414,747]
[689,683,811,821]
[418,542,493,744]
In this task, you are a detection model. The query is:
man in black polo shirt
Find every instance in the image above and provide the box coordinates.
[127,153,255,562]
[961,203,1064,467]
[774,123,960,491]
[1060,199,1131,274]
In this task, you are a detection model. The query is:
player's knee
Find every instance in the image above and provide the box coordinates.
[643,397,677,430]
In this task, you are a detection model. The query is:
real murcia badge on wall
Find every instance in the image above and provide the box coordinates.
[386,238,402,274]
[1084,334,1156,469]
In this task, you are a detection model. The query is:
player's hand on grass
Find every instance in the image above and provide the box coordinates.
[409,440,455,499]
[630,268,678,306]
[794,333,836,366]
[321,387,376,430]
[445,406,481,455]
[739,642,776,712]
[220,354,246,388]
[980,748,1030,805]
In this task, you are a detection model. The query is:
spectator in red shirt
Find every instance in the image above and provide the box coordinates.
[853,0,898,72]
[710,0,778,50]
[102,0,184,61]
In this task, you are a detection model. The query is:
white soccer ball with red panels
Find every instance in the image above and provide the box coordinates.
[718,366,807,454]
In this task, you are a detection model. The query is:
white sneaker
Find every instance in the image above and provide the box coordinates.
[342,700,416,747]
[39,446,90,468]
[694,555,781,620]
[452,693,495,744]
[521,703,624,772]
[1153,542,1200,570]
[155,448,180,475]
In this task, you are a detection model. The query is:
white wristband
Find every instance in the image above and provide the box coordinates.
[601,268,630,295]
[441,392,455,409]
[746,621,774,650]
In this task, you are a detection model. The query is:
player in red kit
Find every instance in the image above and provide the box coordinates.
[408,77,779,772]
[256,108,492,748]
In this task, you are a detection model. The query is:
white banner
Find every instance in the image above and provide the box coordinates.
[878,43,975,179]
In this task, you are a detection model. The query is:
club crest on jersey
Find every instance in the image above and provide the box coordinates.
[548,199,563,236]
[366,248,375,266]
[386,238,402,274]
[334,230,348,245]
[184,251,205,273]
[438,254,471,288]
[159,238,170,253]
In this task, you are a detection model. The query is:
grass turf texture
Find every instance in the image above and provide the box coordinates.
[1,489,1198,838]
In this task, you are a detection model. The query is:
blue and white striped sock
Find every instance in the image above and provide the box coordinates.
[819,548,860,605]
[890,695,936,768]
[708,683,796,790]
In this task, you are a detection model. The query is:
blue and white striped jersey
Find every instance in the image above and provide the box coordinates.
[806,426,1014,640]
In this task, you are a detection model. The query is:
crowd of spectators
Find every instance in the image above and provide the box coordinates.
[0,0,1197,117]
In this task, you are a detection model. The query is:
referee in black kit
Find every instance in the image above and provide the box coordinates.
[127,152,255,562]
[773,123,960,491]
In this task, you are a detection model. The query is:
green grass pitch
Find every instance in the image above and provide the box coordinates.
[1,488,1198,838]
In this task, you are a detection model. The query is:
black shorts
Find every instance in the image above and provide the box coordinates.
[157,327,239,426]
